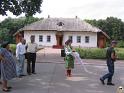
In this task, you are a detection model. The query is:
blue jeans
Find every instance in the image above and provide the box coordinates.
[101,59,114,83]
[17,54,25,76]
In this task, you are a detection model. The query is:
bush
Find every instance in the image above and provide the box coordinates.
[75,48,106,59]
[117,40,124,48]
[115,48,124,60]
[75,48,124,60]
[10,44,16,55]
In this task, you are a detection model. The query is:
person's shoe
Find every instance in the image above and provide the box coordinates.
[7,86,12,89]
[2,88,11,92]
[28,73,31,75]
[18,75,22,78]
[107,83,115,86]
[32,72,36,74]
[100,78,105,85]
[20,74,26,76]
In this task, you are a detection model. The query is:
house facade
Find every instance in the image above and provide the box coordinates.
[15,17,109,48]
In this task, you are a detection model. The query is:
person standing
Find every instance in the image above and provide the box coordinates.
[64,39,74,77]
[0,42,17,92]
[26,36,38,75]
[100,40,117,86]
[16,38,26,78]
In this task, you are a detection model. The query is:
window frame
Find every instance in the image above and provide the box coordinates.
[39,35,43,42]
[47,35,51,42]
[85,36,90,43]
[77,36,81,43]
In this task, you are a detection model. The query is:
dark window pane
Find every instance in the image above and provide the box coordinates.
[39,35,43,42]
[85,36,89,43]
[77,36,81,43]
[47,35,51,42]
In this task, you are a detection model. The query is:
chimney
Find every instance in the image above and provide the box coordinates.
[48,15,50,18]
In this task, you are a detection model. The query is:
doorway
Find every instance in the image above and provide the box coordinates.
[56,35,63,46]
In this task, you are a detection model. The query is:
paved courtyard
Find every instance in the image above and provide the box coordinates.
[0,48,124,93]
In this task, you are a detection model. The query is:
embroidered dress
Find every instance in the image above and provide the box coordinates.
[64,45,74,69]
[0,48,17,80]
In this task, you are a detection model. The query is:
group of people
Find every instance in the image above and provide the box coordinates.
[64,39,117,86]
[0,36,38,92]
[0,37,118,92]
[16,36,38,77]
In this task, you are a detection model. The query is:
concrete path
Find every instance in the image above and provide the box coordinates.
[37,48,64,63]
[0,62,123,93]
[0,48,124,93]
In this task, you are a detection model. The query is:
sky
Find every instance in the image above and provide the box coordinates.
[0,0,124,21]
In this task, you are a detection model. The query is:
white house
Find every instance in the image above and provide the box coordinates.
[15,17,109,48]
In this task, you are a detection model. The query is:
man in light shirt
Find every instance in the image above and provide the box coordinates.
[26,36,38,75]
[16,38,26,78]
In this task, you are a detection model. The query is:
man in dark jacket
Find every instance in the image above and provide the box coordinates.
[100,40,117,86]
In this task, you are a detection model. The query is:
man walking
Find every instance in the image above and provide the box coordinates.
[16,38,26,78]
[26,36,38,75]
[100,40,117,86]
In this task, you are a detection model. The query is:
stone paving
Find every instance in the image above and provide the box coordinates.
[0,48,124,93]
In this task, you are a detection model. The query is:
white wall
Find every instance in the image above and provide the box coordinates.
[24,31,98,48]
[63,32,97,47]
[24,31,57,48]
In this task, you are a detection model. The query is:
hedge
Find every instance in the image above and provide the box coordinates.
[75,48,124,60]
[9,44,124,60]
[10,44,16,55]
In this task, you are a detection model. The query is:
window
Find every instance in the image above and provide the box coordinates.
[57,22,64,26]
[39,35,43,42]
[47,35,51,42]
[85,36,89,43]
[30,35,35,41]
[77,36,81,43]
[68,36,73,42]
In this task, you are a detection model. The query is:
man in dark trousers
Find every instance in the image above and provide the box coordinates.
[26,36,38,75]
[100,40,117,86]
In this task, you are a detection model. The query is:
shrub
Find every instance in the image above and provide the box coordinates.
[117,40,124,48]
[75,48,106,59]
[116,48,124,60]
[9,44,16,55]
[75,48,124,60]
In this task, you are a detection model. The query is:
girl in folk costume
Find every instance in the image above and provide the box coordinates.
[64,39,74,77]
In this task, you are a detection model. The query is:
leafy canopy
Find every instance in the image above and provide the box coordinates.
[0,0,43,17]
[85,17,124,40]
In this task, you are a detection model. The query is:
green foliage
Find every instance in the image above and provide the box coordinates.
[9,44,16,54]
[85,17,124,41]
[75,48,106,59]
[75,48,124,60]
[116,40,124,48]
[115,48,124,60]
[0,17,41,43]
[0,0,43,16]
[20,0,43,17]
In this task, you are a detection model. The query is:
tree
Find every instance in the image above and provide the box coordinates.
[0,17,41,43]
[85,17,124,40]
[0,0,43,17]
